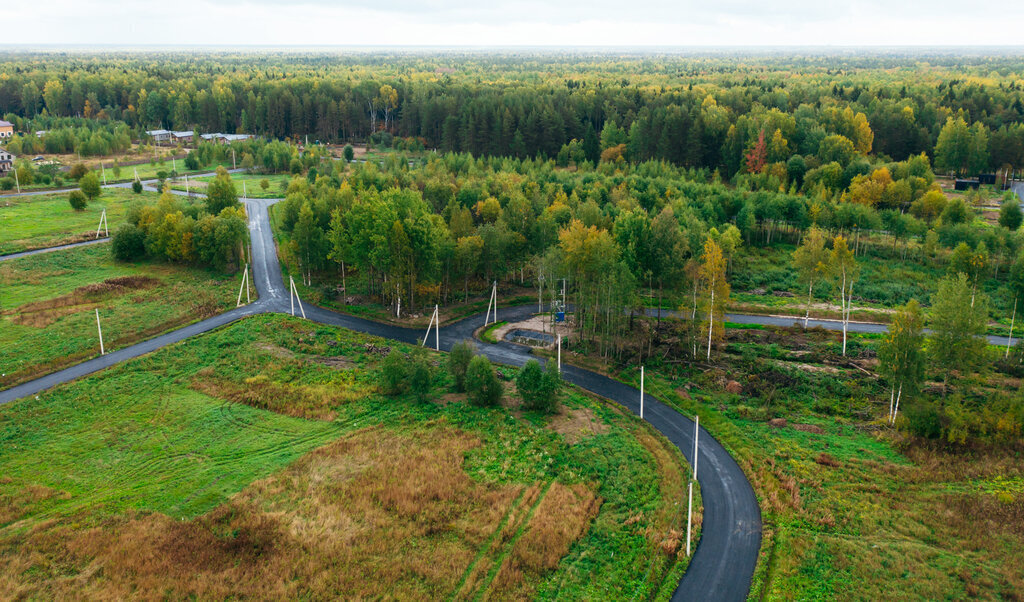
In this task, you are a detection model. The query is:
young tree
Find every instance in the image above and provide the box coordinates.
[465,355,501,407]
[998,196,1022,231]
[928,273,989,392]
[131,179,143,194]
[877,299,925,425]
[380,349,409,396]
[447,340,475,392]
[829,235,860,356]
[516,359,561,413]
[792,226,830,327]
[205,166,239,214]
[68,189,87,211]
[343,144,355,163]
[699,237,729,360]
[408,354,434,403]
[79,171,101,200]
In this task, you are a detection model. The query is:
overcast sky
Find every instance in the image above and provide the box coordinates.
[12,0,1024,47]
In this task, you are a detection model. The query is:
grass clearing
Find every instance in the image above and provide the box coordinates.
[0,189,161,254]
[0,314,697,599]
[611,320,1024,600]
[0,244,243,389]
[172,172,297,199]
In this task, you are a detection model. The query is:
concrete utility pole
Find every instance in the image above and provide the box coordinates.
[289,275,306,319]
[693,414,700,480]
[237,264,250,306]
[640,366,645,420]
[557,334,561,373]
[95,209,108,238]
[686,481,693,557]
[13,166,19,193]
[95,309,105,355]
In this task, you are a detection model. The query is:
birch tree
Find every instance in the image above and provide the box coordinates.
[878,299,925,425]
[699,238,729,361]
[829,235,859,356]
[792,226,830,327]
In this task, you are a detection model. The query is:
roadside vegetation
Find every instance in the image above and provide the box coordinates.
[0,314,696,599]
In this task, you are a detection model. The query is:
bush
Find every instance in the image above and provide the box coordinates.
[343,144,355,162]
[0,177,13,190]
[184,151,200,171]
[448,340,475,392]
[53,176,63,187]
[79,171,101,200]
[408,354,434,402]
[68,163,88,180]
[68,190,88,211]
[380,349,408,396]
[260,178,270,190]
[465,355,502,407]
[516,359,561,413]
[131,180,143,194]
[111,223,146,260]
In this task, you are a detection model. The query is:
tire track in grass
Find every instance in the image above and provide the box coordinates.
[449,486,527,601]
[473,478,556,602]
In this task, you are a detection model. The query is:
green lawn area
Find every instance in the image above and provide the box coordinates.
[0,189,161,254]
[172,172,298,199]
[0,243,245,389]
[0,314,697,599]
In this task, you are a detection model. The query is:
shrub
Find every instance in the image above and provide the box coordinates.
[465,355,502,407]
[380,349,408,396]
[408,354,434,402]
[260,178,270,191]
[184,151,200,171]
[343,144,355,162]
[131,179,143,194]
[517,359,561,413]
[111,223,146,260]
[68,190,88,211]
[68,163,88,180]
[0,177,13,190]
[448,340,475,392]
[79,171,101,200]
[53,176,63,187]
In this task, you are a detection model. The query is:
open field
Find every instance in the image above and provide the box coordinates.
[0,189,161,254]
[606,322,1024,599]
[0,244,244,389]
[172,173,297,199]
[0,314,697,599]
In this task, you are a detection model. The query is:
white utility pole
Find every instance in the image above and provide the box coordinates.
[557,334,562,373]
[95,209,108,238]
[232,149,236,169]
[172,156,176,174]
[242,181,247,200]
[95,308,105,355]
[236,263,250,306]
[484,281,497,326]
[101,163,106,185]
[134,166,140,183]
[13,166,19,193]
[1008,298,1017,359]
[640,366,645,420]
[422,304,440,350]
[686,481,693,556]
[289,275,306,319]
[693,414,700,480]
[185,174,189,195]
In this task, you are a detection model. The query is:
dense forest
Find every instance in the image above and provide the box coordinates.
[1,50,1024,174]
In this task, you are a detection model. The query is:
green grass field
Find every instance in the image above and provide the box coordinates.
[0,244,245,389]
[172,173,298,199]
[0,314,697,599]
[0,189,162,254]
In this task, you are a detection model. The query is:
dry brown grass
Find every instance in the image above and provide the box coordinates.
[9,275,162,327]
[490,482,601,599]
[545,406,609,444]
[189,374,369,421]
[0,425,530,600]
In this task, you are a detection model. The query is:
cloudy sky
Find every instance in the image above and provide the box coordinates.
[12,0,1024,47]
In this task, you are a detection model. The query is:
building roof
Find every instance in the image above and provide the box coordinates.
[146,129,171,136]
[0,120,13,127]
[171,130,194,137]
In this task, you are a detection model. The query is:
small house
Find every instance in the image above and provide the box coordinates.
[0,121,14,139]
[171,130,194,143]
[954,179,980,191]
[146,129,171,143]
[0,148,15,173]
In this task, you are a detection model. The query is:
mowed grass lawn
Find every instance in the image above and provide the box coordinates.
[0,189,161,254]
[0,244,243,389]
[0,314,697,600]
[172,173,297,199]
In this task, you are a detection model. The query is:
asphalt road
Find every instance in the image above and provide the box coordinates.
[0,237,109,261]
[2,195,763,601]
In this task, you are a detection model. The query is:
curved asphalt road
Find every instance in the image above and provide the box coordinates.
[2,195,762,601]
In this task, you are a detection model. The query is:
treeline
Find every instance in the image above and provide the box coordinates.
[275,150,1024,357]
[2,116,132,157]
[112,168,248,270]
[0,51,1023,173]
